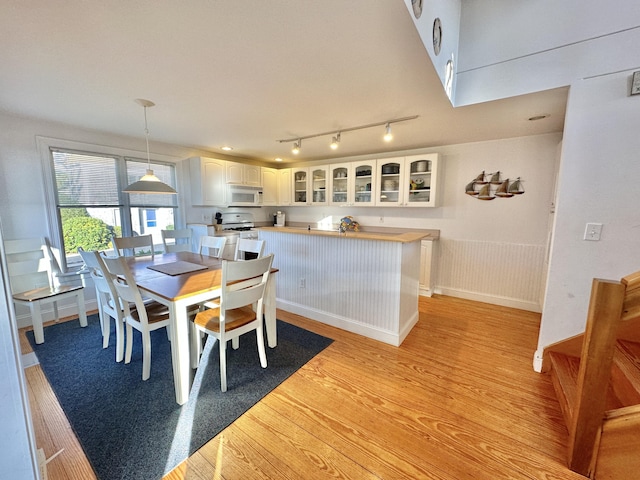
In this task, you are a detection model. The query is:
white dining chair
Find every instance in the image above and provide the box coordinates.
[101,254,198,380]
[198,235,227,258]
[78,247,126,362]
[5,237,87,344]
[234,238,265,261]
[161,228,193,253]
[191,254,274,392]
[112,234,155,258]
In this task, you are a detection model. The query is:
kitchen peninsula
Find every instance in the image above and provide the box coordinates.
[259,226,438,346]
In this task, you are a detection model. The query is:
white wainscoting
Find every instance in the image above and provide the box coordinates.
[436,239,546,312]
[261,230,421,346]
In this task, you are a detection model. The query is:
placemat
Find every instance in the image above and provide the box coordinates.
[147,261,208,276]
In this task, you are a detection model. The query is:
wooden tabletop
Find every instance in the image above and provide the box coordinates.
[125,251,224,302]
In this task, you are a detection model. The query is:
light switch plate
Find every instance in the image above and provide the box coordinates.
[584,223,603,241]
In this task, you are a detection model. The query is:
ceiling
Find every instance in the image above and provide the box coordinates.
[0,0,567,164]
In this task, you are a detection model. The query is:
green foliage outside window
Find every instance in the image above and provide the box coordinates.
[61,208,118,254]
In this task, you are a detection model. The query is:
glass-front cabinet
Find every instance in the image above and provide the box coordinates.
[376,157,405,206]
[310,166,328,205]
[329,163,350,206]
[402,153,439,207]
[289,154,439,207]
[353,161,375,206]
[329,161,375,206]
[292,167,309,205]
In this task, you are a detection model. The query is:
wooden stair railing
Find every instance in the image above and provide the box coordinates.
[543,270,640,479]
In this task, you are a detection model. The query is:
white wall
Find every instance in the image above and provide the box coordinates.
[535,69,640,361]
[454,1,640,106]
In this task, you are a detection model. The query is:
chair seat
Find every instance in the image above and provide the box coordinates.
[194,305,257,333]
[12,284,83,302]
[130,301,199,324]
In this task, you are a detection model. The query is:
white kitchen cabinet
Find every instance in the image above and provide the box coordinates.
[310,165,329,205]
[402,153,439,207]
[188,157,227,206]
[374,154,440,207]
[277,168,292,205]
[226,162,262,186]
[375,157,405,206]
[292,167,309,205]
[261,167,278,206]
[329,161,375,206]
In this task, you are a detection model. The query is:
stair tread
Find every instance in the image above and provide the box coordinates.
[549,351,580,427]
[612,340,640,406]
[549,349,629,428]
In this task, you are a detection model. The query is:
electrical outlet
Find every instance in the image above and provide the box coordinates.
[584,223,603,241]
[299,278,306,288]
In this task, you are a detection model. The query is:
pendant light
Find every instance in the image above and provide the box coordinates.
[123,99,177,195]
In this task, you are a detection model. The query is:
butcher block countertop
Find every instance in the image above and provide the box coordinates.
[258,225,439,243]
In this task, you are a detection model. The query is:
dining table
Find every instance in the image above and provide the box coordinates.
[124,251,278,405]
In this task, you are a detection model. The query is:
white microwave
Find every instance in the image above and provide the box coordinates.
[227,185,263,206]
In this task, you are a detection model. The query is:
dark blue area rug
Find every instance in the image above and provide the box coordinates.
[27,315,332,480]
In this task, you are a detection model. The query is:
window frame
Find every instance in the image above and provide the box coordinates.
[38,136,183,271]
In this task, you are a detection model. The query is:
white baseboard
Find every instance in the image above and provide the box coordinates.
[434,287,542,313]
[277,299,408,346]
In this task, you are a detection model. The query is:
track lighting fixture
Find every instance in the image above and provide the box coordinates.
[383,123,393,142]
[277,115,417,154]
[330,132,341,150]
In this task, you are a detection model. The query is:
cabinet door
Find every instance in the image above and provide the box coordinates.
[244,165,262,186]
[292,168,309,205]
[277,168,292,205]
[310,166,328,204]
[329,163,352,206]
[352,161,375,206]
[261,167,278,206]
[375,158,404,206]
[189,157,227,206]
[226,162,244,184]
[403,153,439,207]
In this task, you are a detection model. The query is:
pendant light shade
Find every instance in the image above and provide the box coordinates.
[123,99,177,195]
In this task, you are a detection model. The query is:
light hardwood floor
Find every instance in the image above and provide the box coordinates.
[22,295,586,479]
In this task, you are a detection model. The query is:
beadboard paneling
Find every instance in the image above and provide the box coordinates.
[261,230,420,345]
[437,238,545,312]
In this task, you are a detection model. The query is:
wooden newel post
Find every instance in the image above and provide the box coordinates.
[567,278,625,476]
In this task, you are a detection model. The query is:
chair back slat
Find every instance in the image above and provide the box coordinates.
[162,229,193,253]
[234,238,265,261]
[101,254,149,323]
[221,255,273,312]
[113,234,155,258]
[198,235,227,258]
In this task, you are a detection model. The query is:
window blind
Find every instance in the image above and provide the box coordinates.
[52,150,120,206]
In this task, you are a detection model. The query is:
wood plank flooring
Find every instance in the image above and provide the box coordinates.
[22,295,587,479]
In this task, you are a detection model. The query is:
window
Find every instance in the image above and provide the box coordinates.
[49,148,178,269]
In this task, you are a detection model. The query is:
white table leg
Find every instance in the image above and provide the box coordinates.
[170,301,191,405]
[264,274,277,348]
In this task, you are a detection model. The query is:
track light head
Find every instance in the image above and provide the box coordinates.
[330,132,341,150]
[383,123,393,142]
[292,139,301,154]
